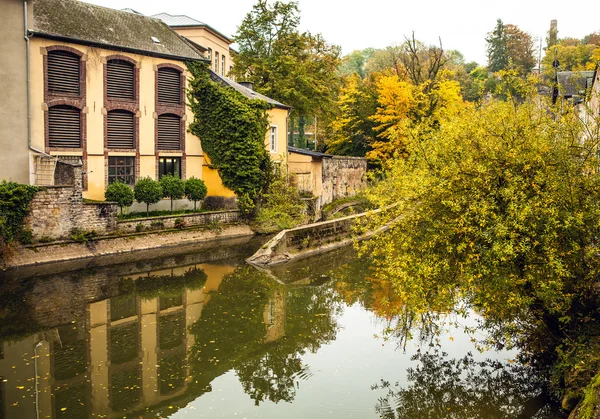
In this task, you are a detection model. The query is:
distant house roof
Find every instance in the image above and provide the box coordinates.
[209,71,291,110]
[287,146,332,159]
[120,8,142,15]
[30,0,206,61]
[557,71,595,97]
[151,12,233,43]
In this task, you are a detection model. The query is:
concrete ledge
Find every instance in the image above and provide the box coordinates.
[246,208,390,266]
[5,224,255,270]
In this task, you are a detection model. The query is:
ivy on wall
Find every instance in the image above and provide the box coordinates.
[187,62,272,214]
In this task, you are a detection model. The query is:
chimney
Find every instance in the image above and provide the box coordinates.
[549,20,558,47]
[239,81,254,91]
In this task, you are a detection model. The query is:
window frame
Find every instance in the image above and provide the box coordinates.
[158,157,182,179]
[269,125,278,153]
[107,156,136,186]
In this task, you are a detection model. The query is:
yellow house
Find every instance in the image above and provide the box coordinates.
[152,12,236,79]
[2,0,290,205]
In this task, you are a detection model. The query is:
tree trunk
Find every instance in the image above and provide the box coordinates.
[146,203,149,217]
[171,198,173,213]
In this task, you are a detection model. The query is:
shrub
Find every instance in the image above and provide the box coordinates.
[174,217,185,229]
[150,221,165,230]
[135,223,144,233]
[184,177,208,211]
[159,174,185,213]
[134,177,163,216]
[104,181,134,215]
[0,181,39,262]
[70,228,97,243]
[253,175,308,233]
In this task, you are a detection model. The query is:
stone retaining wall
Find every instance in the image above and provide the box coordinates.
[117,210,240,233]
[322,156,367,207]
[26,163,118,240]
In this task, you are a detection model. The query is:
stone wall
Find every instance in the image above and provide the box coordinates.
[26,162,118,240]
[117,210,239,233]
[321,156,367,207]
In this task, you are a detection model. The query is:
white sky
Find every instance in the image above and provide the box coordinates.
[84,0,600,65]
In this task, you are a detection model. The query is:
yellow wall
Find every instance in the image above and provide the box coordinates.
[30,38,288,202]
[173,27,232,77]
[288,151,323,196]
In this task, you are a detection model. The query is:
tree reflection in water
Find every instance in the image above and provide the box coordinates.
[373,349,564,419]
[189,265,341,406]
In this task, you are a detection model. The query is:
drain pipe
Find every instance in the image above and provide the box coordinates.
[24,0,50,159]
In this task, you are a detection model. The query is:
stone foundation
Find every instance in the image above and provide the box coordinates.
[117,210,240,233]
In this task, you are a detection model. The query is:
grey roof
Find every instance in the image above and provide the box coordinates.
[31,0,205,61]
[151,12,204,27]
[557,71,595,97]
[152,12,233,43]
[287,146,332,159]
[209,71,291,110]
[121,8,142,15]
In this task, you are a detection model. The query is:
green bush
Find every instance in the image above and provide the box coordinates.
[134,177,163,216]
[184,177,208,211]
[0,181,39,261]
[159,174,185,213]
[104,181,134,215]
[253,175,308,233]
[135,223,144,233]
[174,217,185,229]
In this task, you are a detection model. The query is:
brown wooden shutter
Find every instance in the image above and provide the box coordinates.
[157,114,181,150]
[48,51,80,95]
[107,110,135,149]
[48,106,81,148]
[157,68,181,104]
[107,60,135,100]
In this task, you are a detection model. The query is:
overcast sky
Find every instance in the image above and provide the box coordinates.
[85,0,600,65]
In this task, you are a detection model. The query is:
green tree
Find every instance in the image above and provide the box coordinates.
[184,177,208,211]
[486,19,509,72]
[133,177,162,216]
[231,0,341,124]
[160,174,185,213]
[338,48,375,78]
[104,181,134,215]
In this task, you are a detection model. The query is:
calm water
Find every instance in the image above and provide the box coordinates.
[0,239,563,418]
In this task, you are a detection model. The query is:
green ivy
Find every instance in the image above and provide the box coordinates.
[0,181,39,262]
[187,62,272,214]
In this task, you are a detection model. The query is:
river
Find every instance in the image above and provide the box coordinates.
[0,238,565,418]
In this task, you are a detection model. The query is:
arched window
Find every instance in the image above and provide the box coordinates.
[107,110,135,149]
[157,67,181,104]
[47,50,80,95]
[107,59,135,100]
[157,113,181,150]
[48,105,81,148]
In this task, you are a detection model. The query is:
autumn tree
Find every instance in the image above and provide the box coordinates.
[231,0,341,147]
[362,91,600,403]
[487,19,535,75]
[338,48,375,78]
[327,73,377,156]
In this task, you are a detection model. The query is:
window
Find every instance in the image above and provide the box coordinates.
[157,67,181,104]
[108,156,135,185]
[107,110,135,149]
[107,59,135,100]
[157,114,181,150]
[48,50,80,95]
[207,48,212,61]
[214,52,219,72]
[48,105,81,148]
[158,157,181,178]
[270,126,277,153]
[221,55,226,76]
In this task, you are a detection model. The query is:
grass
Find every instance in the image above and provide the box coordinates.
[579,372,600,419]
[118,209,208,220]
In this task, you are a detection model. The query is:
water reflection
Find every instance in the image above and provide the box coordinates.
[0,245,562,418]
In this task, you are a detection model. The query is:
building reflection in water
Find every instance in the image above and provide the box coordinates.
[0,261,287,418]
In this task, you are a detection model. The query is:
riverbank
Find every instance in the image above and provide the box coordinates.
[2,224,255,273]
